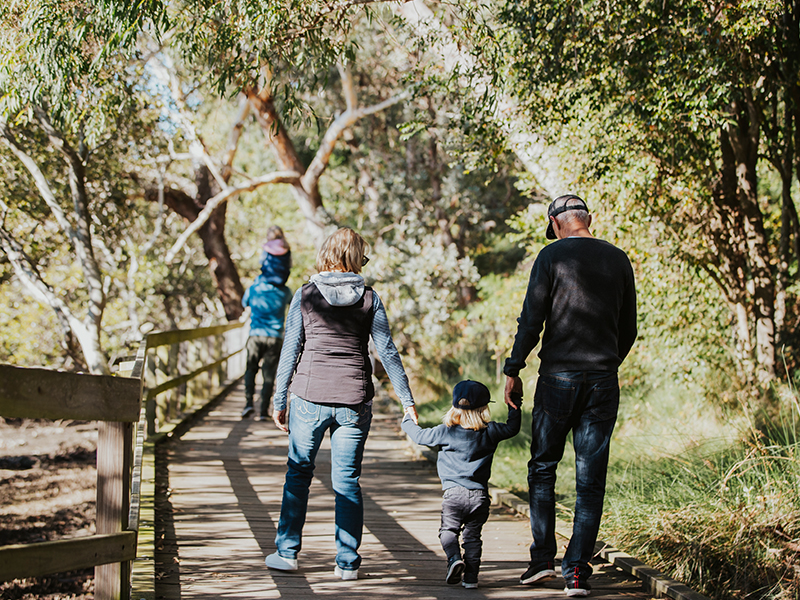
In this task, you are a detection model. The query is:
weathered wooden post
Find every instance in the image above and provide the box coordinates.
[96,343,145,600]
[95,420,133,600]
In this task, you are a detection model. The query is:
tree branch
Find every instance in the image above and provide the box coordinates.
[164,170,301,263]
[339,63,357,113]
[221,96,251,182]
[141,167,167,255]
[32,107,106,333]
[301,77,410,191]
[0,215,93,367]
[0,120,75,237]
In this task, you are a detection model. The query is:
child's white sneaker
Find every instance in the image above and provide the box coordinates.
[462,580,479,589]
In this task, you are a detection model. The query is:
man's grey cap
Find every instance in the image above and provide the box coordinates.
[546,195,590,240]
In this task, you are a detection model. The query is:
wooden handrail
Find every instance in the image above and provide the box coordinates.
[0,321,246,600]
[0,532,137,580]
[141,320,247,436]
[145,321,245,348]
[144,349,243,400]
[0,365,141,422]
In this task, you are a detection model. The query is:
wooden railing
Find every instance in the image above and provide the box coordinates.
[139,321,247,436]
[0,320,247,600]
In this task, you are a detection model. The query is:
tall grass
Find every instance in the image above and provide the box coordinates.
[602,385,800,599]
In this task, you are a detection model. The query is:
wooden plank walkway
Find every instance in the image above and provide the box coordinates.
[155,384,653,599]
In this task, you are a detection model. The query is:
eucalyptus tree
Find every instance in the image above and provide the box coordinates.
[0,0,535,376]
[0,0,411,364]
[0,2,168,373]
[500,0,800,386]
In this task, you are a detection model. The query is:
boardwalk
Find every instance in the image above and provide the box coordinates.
[155,384,652,599]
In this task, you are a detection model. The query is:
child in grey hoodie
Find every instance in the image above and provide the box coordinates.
[402,380,521,588]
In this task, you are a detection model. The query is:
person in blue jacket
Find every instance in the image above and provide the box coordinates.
[241,226,293,419]
[402,380,521,589]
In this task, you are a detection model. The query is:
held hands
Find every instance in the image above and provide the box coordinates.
[404,404,418,424]
[504,375,523,409]
[273,408,288,433]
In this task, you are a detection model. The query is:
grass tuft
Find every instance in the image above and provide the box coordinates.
[602,386,800,600]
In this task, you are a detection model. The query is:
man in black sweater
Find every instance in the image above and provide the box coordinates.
[503,195,637,597]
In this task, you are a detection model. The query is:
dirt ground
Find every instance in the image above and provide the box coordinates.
[0,417,98,599]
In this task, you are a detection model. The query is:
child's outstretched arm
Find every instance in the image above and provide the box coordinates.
[490,401,522,443]
[401,413,445,447]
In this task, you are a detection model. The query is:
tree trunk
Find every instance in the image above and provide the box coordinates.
[2,115,110,374]
[147,165,245,320]
[775,96,794,340]
[726,96,776,383]
[198,200,244,321]
[710,126,756,381]
[246,90,327,242]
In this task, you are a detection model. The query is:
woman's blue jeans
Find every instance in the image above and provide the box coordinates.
[274,394,372,570]
[528,371,619,578]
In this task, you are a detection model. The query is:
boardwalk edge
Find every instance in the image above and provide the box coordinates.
[131,375,243,600]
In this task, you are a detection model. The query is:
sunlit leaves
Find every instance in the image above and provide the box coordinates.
[0,0,167,128]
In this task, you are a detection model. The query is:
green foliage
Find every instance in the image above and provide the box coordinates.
[0,1,168,129]
[498,0,800,384]
[603,389,800,599]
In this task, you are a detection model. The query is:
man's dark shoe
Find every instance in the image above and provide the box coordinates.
[520,561,556,584]
[563,567,591,597]
[446,558,465,585]
[241,405,254,418]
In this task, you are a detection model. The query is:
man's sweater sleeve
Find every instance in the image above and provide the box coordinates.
[402,415,443,447]
[617,263,638,362]
[504,254,550,377]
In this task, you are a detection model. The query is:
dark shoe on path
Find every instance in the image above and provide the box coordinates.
[563,567,591,597]
[241,406,254,418]
[446,558,465,585]
[521,562,556,584]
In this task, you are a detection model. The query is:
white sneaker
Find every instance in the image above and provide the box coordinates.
[462,580,478,589]
[334,565,359,580]
[265,552,298,571]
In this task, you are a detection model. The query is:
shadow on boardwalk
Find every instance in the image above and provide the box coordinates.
[155,383,651,599]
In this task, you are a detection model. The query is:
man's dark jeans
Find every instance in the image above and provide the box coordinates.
[244,336,283,415]
[440,486,491,583]
[528,371,619,578]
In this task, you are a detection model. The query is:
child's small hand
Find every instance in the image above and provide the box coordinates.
[404,405,419,424]
[509,392,523,409]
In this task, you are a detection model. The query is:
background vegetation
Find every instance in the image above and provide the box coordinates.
[1,1,799,598]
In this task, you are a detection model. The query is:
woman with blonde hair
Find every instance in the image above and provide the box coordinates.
[265,227,417,580]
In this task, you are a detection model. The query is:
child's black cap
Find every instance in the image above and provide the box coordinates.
[452,380,492,410]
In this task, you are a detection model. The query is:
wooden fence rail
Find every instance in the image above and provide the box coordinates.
[0,319,247,600]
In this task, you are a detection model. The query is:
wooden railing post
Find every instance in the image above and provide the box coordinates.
[145,349,157,436]
[140,321,248,435]
[95,421,134,600]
